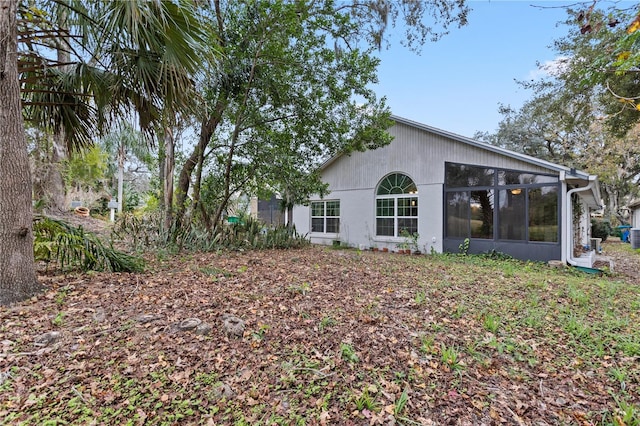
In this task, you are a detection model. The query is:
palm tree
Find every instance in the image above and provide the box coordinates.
[21,0,209,211]
[1,0,44,305]
[1,0,212,304]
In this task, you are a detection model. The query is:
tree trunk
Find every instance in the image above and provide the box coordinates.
[175,109,223,228]
[0,0,44,305]
[158,136,166,214]
[41,8,71,213]
[163,127,174,230]
[44,131,67,212]
[117,142,125,213]
[191,143,209,227]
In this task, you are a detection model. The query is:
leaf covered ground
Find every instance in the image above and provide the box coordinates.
[1,242,640,425]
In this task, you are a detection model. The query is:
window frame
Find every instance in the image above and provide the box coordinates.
[310,200,340,234]
[375,173,418,237]
[444,162,560,243]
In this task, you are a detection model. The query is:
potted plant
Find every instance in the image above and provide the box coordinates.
[396,240,409,254]
[399,230,420,254]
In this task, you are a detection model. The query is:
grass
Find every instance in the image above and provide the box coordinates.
[3,243,640,424]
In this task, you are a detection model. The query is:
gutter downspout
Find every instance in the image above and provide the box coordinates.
[565,177,597,266]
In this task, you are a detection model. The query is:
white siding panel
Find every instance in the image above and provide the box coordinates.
[322,122,556,193]
[292,205,310,236]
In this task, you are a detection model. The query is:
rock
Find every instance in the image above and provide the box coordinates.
[222,314,245,337]
[34,331,62,347]
[135,314,163,324]
[92,308,106,323]
[213,382,235,400]
[177,318,202,331]
[0,370,11,386]
[195,323,212,336]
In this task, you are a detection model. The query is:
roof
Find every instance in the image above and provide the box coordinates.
[628,199,640,209]
[320,115,603,208]
[390,115,595,180]
[322,115,594,178]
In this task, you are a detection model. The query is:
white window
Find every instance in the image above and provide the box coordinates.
[311,200,340,233]
[376,173,418,237]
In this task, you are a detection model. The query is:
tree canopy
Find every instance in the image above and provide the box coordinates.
[477,2,640,222]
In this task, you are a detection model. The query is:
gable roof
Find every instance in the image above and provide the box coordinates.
[319,115,602,208]
[393,116,597,179]
[321,115,593,178]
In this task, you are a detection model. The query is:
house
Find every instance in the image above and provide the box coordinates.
[249,195,286,226]
[292,116,603,266]
[629,200,640,229]
[627,200,640,248]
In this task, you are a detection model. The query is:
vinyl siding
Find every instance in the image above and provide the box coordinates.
[321,122,557,192]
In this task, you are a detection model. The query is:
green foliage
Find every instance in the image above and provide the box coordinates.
[318,316,337,332]
[111,211,169,251]
[440,343,463,371]
[339,343,359,363]
[63,145,109,192]
[218,216,310,250]
[394,388,409,417]
[112,211,309,253]
[592,219,612,242]
[33,216,144,273]
[482,313,501,333]
[458,238,470,255]
[353,388,377,412]
[400,229,420,253]
[419,334,436,355]
[481,249,513,260]
[414,290,427,306]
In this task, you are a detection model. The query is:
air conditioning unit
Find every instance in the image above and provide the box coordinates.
[590,237,602,253]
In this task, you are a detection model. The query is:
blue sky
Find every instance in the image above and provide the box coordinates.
[372,1,575,138]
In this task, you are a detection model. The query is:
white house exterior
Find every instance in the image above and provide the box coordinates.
[293,116,603,265]
[629,200,640,229]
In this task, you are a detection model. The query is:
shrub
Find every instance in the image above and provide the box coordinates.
[591,219,612,242]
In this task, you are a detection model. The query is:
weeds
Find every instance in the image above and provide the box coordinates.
[482,313,501,333]
[52,312,65,327]
[289,282,311,296]
[440,344,463,371]
[340,343,359,363]
[353,388,377,411]
[394,388,409,416]
[419,334,436,355]
[318,316,337,331]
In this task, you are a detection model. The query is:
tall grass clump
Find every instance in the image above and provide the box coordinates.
[112,212,309,253]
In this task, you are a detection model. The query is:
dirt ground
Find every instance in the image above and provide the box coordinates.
[596,239,640,283]
[43,211,112,236]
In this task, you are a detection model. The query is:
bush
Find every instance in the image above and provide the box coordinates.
[591,219,612,242]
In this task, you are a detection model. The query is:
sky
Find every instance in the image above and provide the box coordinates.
[372,0,577,138]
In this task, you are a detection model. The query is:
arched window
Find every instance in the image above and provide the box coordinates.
[376,173,418,237]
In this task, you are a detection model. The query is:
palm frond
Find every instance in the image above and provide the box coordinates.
[33,216,144,273]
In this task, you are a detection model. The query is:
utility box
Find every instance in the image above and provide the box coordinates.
[590,237,602,253]
[631,228,640,249]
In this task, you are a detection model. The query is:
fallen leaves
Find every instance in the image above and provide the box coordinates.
[1,245,639,424]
